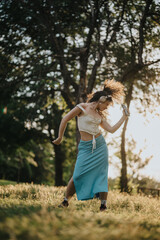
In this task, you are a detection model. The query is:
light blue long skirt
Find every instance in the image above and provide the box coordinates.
[73,134,109,201]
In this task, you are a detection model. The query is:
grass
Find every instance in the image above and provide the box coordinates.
[0,179,17,186]
[0,183,160,240]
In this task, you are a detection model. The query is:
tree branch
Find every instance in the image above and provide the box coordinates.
[144,58,160,66]
[87,0,128,93]
[60,90,74,109]
[118,63,143,83]
[37,5,75,100]
[78,0,100,102]
[105,0,128,46]
[138,0,153,65]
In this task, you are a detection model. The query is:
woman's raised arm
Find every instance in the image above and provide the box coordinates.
[100,109,129,134]
[52,106,81,145]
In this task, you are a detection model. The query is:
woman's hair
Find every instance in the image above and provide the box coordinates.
[86,79,125,118]
[87,79,125,104]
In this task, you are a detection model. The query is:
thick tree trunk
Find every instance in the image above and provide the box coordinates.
[53,144,65,186]
[49,107,65,186]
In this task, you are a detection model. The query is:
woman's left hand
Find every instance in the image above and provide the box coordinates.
[122,108,130,118]
[121,104,130,118]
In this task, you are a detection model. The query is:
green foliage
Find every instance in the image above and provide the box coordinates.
[0,184,160,240]
[134,176,160,189]
[0,139,55,184]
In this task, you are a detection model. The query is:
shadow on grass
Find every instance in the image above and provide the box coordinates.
[0,205,42,220]
[0,203,59,221]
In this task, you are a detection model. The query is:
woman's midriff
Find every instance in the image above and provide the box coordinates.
[80,131,101,141]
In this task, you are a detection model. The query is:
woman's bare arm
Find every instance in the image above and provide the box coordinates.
[100,111,128,134]
[52,106,82,145]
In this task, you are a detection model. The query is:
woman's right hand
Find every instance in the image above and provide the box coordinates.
[52,137,62,145]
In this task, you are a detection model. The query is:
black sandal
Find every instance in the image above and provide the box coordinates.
[100,204,107,211]
[58,199,69,208]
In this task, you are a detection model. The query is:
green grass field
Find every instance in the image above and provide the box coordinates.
[0,180,17,186]
[0,183,160,240]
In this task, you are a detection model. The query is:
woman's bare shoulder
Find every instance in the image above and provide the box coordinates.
[78,102,88,109]
[82,102,90,109]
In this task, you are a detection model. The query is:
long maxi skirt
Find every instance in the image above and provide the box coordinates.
[73,134,109,201]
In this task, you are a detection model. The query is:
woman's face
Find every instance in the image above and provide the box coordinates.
[98,100,112,111]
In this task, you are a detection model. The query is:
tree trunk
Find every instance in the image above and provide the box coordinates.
[51,107,65,186]
[120,118,129,192]
[54,144,65,186]
[17,165,21,184]
[120,84,133,192]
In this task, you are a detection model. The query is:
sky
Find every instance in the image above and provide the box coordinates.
[102,102,160,182]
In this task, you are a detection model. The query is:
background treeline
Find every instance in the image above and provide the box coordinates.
[0,0,160,190]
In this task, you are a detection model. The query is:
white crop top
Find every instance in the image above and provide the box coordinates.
[76,104,102,153]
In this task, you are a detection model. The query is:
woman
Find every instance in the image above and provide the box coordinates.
[53,79,129,211]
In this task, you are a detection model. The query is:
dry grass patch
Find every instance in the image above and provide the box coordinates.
[0,184,159,240]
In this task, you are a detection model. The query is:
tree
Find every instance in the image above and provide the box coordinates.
[0,0,159,188]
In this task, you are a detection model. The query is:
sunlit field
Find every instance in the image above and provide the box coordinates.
[0,184,160,240]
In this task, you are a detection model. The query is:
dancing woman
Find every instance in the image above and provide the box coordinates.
[53,80,129,211]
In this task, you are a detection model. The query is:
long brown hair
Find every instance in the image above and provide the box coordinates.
[86,79,125,118]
